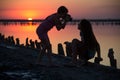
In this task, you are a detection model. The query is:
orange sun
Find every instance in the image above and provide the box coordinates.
[28,18,32,20]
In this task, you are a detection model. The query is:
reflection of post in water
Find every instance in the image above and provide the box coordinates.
[108,48,117,68]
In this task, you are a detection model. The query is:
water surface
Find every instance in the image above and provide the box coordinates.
[0,22,120,68]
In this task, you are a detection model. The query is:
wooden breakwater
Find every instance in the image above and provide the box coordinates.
[0,33,118,68]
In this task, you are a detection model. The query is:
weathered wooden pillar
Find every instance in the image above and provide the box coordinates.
[8,36,11,44]
[16,38,20,46]
[30,39,35,48]
[0,33,5,43]
[11,36,15,45]
[64,41,72,57]
[35,40,41,49]
[25,37,29,47]
[108,48,117,68]
[58,43,65,56]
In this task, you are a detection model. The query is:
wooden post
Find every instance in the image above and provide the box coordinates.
[64,41,72,57]
[25,37,29,47]
[35,40,41,49]
[11,36,15,45]
[108,48,117,68]
[16,38,20,46]
[0,33,5,43]
[58,43,65,56]
[30,39,35,48]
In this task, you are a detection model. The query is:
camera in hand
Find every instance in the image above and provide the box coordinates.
[65,14,72,21]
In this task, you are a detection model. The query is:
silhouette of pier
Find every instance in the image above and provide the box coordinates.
[0,19,120,25]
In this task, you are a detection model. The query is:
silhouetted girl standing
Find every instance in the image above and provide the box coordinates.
[36,6,72,66]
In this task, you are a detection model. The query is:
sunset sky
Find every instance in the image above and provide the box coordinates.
[0,0,120,19]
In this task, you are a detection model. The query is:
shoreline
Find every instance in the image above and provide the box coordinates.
[0,44,120,80]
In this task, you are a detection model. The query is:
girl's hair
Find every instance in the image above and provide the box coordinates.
[80,19,92,32]
[80,19,98,49]
[57,6,68,14]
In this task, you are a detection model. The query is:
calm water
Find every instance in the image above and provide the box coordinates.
[0,22,120,68]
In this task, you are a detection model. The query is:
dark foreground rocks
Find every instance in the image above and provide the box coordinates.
[0,45,120,80]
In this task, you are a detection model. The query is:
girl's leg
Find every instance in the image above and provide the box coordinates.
[71,39,81,63]
[43,34,53,65]
[71,39,88,63]
[37,42,46,63]
[46,43,52,65]
[37,33,49,63]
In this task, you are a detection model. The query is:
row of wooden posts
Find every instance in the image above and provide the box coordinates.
[0,33,41,49]
[58,42,117,68]
[0,33,117,68]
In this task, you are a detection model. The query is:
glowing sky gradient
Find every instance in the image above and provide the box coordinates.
[0,0,120,19]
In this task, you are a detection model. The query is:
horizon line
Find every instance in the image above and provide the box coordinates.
[0,18,120,22]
